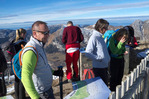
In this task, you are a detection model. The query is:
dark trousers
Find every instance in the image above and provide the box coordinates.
[0,72,6,97]
[93,68,108,85]
[15,75,26,99]
[39,87,55,99]
[110,57,124,91]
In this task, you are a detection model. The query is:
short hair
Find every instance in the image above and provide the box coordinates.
[67,21,73,25]
[32,21,48,31]
[114,28,129,41]
[94,19,109,32]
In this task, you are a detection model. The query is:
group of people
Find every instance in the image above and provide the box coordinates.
[85,19,137,92]
[0,18,137,99]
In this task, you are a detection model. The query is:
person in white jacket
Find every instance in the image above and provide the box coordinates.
[85,19,110,85]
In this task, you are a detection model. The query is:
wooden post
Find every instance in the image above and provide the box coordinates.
[109,92,116,99]
[124,47,130,75]
[79,53,82,81]
[116,85,121,99]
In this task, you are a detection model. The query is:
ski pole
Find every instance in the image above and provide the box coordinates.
[58,66,63,99]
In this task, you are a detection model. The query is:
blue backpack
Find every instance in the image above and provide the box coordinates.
[11,46,38,79]
[104,30,116,48]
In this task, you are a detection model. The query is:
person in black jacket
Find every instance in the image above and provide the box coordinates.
[0,47,7,97]
[13,28,27,99]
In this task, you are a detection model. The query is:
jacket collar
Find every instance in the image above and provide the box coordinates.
[93,30,103,36]
[30,36,44,47]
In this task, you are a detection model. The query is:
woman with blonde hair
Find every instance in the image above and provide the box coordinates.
[13,28,27,99]
[14,28,27,52]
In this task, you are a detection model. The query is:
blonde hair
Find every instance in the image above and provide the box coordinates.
[15,28,26,42]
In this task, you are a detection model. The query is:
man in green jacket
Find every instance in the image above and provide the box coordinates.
[21,21,63,99]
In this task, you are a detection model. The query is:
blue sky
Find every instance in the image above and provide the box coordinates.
[0,0,149,29]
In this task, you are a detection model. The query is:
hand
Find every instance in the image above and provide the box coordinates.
[120,36,126,43]
[124,51,128,55]
[53,69,64,77]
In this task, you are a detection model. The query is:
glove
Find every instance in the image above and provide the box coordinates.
[53,69,64,77]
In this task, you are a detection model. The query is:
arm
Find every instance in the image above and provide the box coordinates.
[109,38,126,55]
[62,28,67,44]
[21,50,40,99]
[85,36,102,61]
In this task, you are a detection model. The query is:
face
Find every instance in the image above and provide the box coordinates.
[33,24,49,44]
[100,26,108,34]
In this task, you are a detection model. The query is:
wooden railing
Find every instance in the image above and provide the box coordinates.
[109,55,149,99]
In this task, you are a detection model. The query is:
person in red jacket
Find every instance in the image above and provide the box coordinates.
[62,21,84,82]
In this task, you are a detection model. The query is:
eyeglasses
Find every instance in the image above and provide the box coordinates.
[33,30,50,34]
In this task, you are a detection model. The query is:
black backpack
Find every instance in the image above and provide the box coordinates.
[1,41,16,62]
[0,48,7,72]
[0,48,7,96]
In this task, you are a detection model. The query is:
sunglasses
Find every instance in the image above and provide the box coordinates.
[33,30,50,34]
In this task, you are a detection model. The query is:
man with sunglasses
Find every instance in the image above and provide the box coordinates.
[21,21,63,99]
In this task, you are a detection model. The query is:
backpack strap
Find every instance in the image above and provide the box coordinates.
[20,46,38,66]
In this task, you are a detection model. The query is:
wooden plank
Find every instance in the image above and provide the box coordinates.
[138,82,141,99]
[124,47,130,75]
[116,85,121,99]
[126,74,131,91]
[133,68,137,82]
[137,65,141,76]
[109,92,116,99]
[121,79,127,97]
[136,65,140,78]
[144,57,147,69]
[141,59,145,70]
[140,62,143,74]
[79,53,82,81]
[130,71,134,86]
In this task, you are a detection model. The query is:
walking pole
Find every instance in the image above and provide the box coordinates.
[58,66,63,99]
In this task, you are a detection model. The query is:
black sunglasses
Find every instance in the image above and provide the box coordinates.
[33,30,50,34]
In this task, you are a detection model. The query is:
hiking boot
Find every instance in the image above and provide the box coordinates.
[67,79,72,83]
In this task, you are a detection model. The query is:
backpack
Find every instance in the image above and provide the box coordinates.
[11,46,38,79]
[82,68,95,80]
[0,48,7,72]
[13,40,27,53]
[0,73,7,97]
[0,48,7,96]
[1,41,16,62]
[103,30,116,48]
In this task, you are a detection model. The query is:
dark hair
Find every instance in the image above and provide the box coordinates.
[67,21,73,25]
[32,21,48,31]
[94,19,109,32]
[114,29,129,41]
[123,26,134,37]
